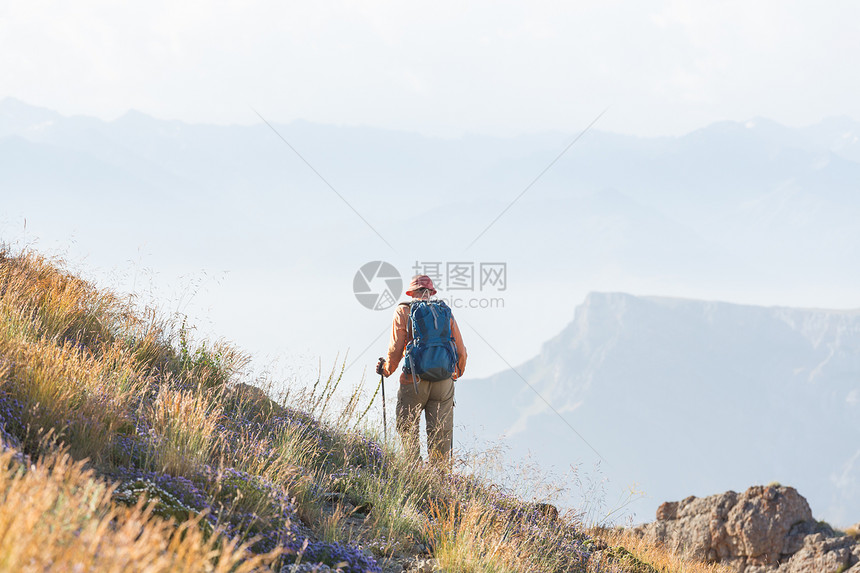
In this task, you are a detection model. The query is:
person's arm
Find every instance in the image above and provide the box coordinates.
[451,317,467,379]
[382,305,409,377]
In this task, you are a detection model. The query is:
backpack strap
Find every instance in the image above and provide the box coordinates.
[399,301,412,335]
[399,301,419,393]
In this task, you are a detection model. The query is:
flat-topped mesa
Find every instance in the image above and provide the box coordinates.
[633,485,860,573]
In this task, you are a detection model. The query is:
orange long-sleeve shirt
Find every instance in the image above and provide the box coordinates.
[382,302,467,384]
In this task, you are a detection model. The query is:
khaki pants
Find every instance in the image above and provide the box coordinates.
[396,377,454,465]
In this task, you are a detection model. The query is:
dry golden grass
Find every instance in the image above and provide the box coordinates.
[591,528,736,573]
[146,385,224,475]
[0,250,118,347]
[0,448,279,572]
[427,500,515,572]
[0,250,286,570]
[0,334,145,459]
[424,497,597,573]
[0,251,164,457]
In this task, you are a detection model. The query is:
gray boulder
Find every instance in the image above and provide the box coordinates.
[633,485,858,573]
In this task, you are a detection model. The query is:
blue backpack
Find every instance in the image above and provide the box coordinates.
[402,300,458,383]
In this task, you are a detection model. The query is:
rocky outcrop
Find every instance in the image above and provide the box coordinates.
[633,485,860,573]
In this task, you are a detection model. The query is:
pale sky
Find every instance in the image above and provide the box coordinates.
[2,1,859,137]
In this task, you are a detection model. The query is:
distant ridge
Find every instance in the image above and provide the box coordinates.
[460,292,860,525]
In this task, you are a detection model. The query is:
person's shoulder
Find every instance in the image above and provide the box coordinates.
[394,301,411,316]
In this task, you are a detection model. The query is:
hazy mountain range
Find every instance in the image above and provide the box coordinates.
[459,292,860,526]
[4,97,860,280]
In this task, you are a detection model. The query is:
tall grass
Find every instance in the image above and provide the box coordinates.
[0,249,118,347]
[0,251,152,461]
[0,448,280,572]
[145,385,224,475]
[0,336,139,459]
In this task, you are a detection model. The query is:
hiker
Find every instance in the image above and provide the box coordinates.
[376,275,467,466]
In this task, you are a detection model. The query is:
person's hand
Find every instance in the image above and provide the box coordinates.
[376,357,386,376]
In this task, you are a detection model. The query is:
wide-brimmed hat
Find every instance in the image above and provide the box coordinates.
[405,274,437,297]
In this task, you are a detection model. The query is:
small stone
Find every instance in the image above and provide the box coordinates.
[410,557,438,573]
[531,502,559,521]
[410,542,431,555]
[351,502,373,515]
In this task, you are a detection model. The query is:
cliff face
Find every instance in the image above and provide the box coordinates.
[460,293,860,524]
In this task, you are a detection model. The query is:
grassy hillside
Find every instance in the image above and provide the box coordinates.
[0,247,732,572]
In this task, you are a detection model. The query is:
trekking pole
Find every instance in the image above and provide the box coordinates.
[378,357,388,443]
